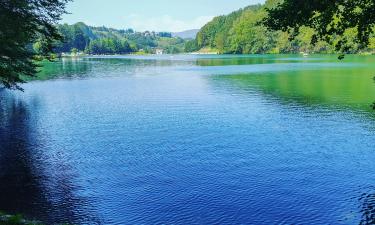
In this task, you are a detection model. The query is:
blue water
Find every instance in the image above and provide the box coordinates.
[1,55,375,224]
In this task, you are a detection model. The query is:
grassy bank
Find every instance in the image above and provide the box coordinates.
[0,212,41,225]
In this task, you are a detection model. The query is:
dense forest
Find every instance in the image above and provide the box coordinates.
[44,22,186,55]
[186,0,375,54]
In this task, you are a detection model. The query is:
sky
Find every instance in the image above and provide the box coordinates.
[62,0,265,32]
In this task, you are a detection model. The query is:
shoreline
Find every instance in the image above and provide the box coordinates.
[59,52,375,58]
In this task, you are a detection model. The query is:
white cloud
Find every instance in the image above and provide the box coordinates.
[124,14,214,32]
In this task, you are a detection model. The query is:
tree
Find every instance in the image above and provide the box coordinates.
[0,0,70,90]
[263,0,375,53]
[71,48,78,55]
[73,26,89,51]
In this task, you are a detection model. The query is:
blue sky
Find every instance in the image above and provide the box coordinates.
[62,0,265,32]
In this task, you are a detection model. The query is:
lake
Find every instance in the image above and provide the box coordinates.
[1,54,375,224]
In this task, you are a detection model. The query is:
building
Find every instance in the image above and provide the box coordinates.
[155,49,164,55]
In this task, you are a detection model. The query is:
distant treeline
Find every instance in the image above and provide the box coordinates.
[40,22,186,55]
[185,0,375,54]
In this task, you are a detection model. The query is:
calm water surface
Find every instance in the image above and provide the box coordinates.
[1,54,375,224]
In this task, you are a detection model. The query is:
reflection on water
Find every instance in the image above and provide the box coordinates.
[1,54,375,224]
[211,66,375,113]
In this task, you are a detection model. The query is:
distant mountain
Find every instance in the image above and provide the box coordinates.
[172,29,200,39]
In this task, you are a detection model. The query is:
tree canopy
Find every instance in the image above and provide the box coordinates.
[0,0,70,89]
[189,2,320,54]
[53,23,186,55]
[189,0,375,55]
[263,0,375,52]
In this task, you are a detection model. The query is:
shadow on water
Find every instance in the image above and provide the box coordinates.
[359,189,375,224]
[0,91,100,224]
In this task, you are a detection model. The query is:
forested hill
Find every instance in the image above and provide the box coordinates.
[185,0,375,54]
[51,22,186,55]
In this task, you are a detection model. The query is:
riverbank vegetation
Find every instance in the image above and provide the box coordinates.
[187,0,375,54]
[0,212,41,225]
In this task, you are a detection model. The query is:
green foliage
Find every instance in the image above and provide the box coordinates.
[86,38,132,55]
[263,0,375,53]
[70,48,78,55]
[157,37,185,54]
[196,6,258,49]
[184,39,200,52]
[195,3,300,54]
[0,213,42,225]
[0,0,70,89]
[195,1,375,54]
[54,23,187,55]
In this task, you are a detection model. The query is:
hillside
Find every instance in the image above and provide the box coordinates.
[187,0,375,54]
[52,23,186,55]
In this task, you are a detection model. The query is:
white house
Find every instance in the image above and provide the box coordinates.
[155,49,164,55]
